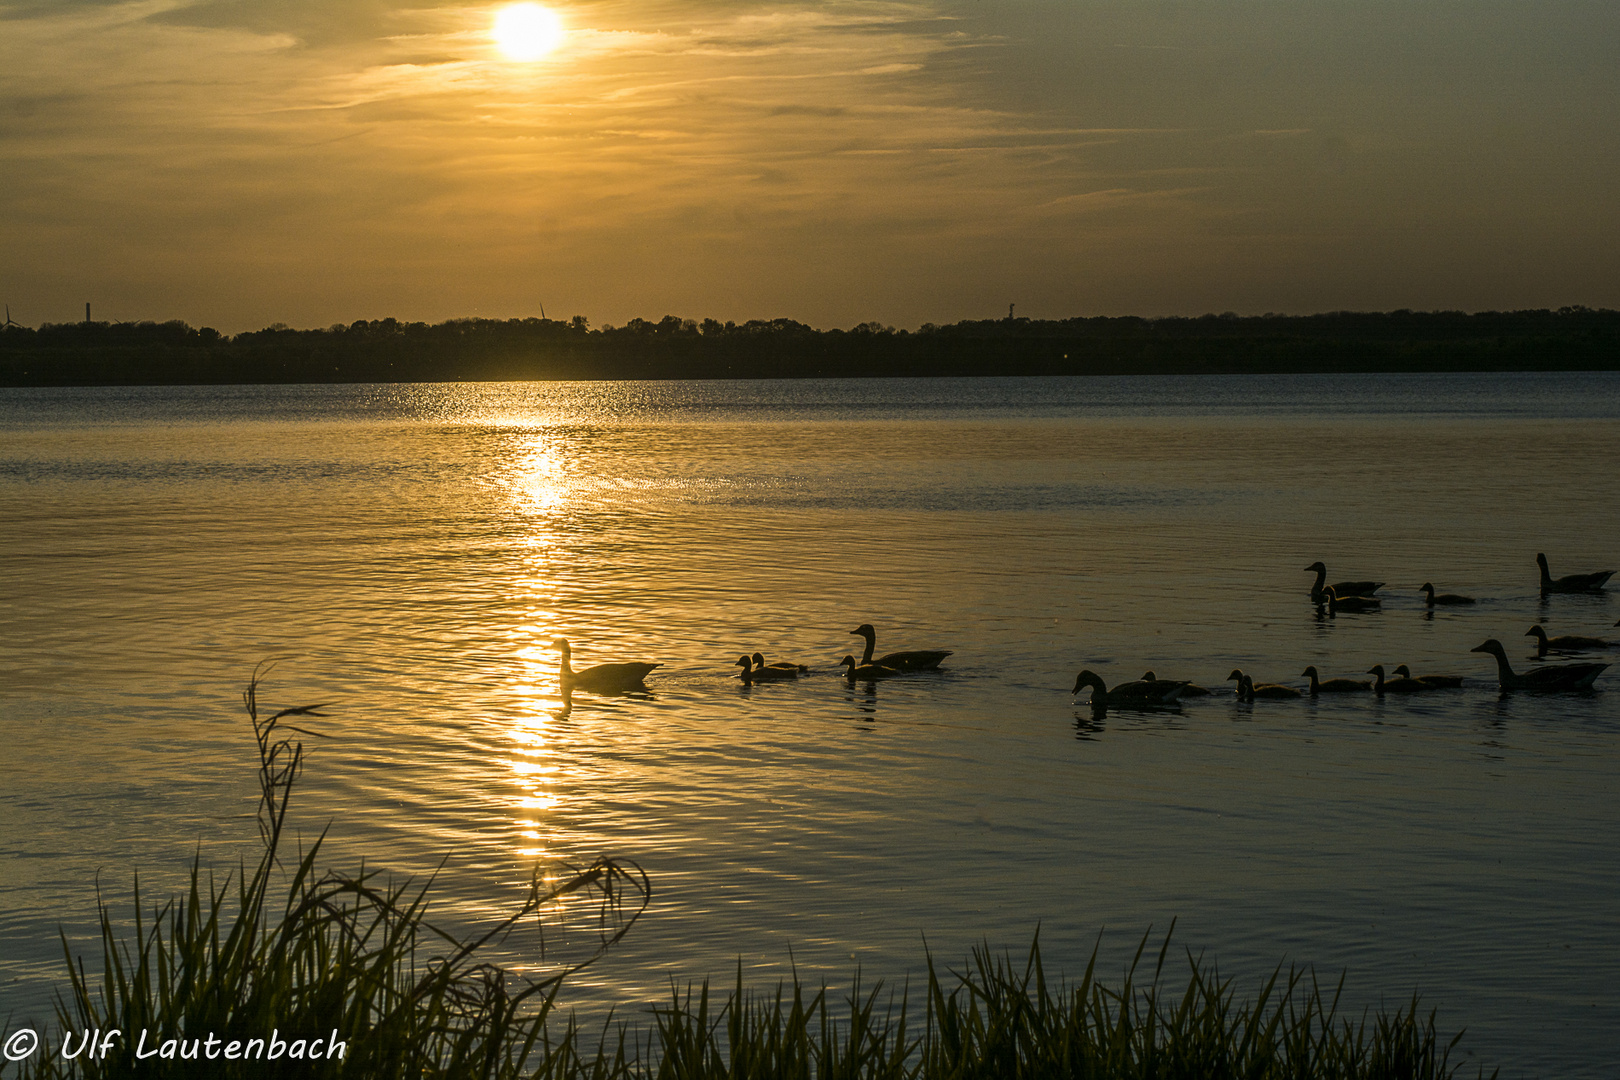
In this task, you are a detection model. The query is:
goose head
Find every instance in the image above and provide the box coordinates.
[1394,665,1413,678]
[1536,552,1550,569]
[751,652,766,667]
[1304,561,1327,574]
[1418,583,1435,596]
[1525,625,1549,643]
[838,654,858,672]
[849,624,876,641]
[1301,665,1321,679]
[1071,670,1107,696]
[1470,639,1507,660]
[735,654,753,672]
[1227,668,1246,684]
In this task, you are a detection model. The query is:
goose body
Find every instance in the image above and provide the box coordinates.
[1305,562,1384,603]
[1526,625,1616,657]
[839,654,900,680]
[1537,553,1614,594]
[1419,583,1475,606]
[1322,586,1381,614]
[736,655,799,683]
[553,639,659,695]
[849,624,951,671]
[1471,639,1606,692]
[1393,664,1463,688]
[1227,670,1301,700]
[1141,671,1212,696]
[1301,665,1371,693]
[751,651,808,673]
[1073,670,1187,708]
[1368,664,1427,694]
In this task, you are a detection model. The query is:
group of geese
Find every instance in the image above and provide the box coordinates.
[549,553,1617,708]
[549,624,952,697]
[1084,554,1618,710]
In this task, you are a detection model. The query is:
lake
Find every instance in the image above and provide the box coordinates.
[2,374,1618,1078]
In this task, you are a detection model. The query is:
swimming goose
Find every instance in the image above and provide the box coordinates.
[1141,671,1212,696]
[1419,583,1475,606]
[848,624,952,671]
[752,652,808,673]
[1470,639,1607,692]
[1537,553,1615,594]
[839,655,901,680]
[1322,586,1380,614]
[1072,670,1188,708]
[552,639,659,694]
[1393,664,1462,688]
[1525,625,1617,658]
[1367,664,1426,694]
[1305,562,1384,603]
[1301,665,1371,694]
[1227,670,1301,700]
[736,655,799,683]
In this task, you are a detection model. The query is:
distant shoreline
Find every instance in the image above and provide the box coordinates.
[3,307,1617,386]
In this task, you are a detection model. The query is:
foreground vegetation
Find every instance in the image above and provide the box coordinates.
[2,307,1617,384]
[7,673,1491,1078]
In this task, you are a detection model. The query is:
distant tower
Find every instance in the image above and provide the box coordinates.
[86,302,91,323]
[1008,302,1015,320]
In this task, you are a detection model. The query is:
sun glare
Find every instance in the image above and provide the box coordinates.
[492,3,565,61]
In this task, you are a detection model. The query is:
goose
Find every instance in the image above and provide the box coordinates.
[1301,665,1371,694]
[736,655,798,683]
[751,652,808,673]
[1393,664,1462,688]
[1305,562,1384,603]
[552,639,659,695]
[1322,586,1380,614]
[1141,671,1212,696]
[1072,670,1188,709]
[1525,625,1617,658]
[1227,670,1301,700]
[1419,583,1475,606]
[1470,639,1606,692]
[1368,664,1426,694]
[1537,553,1614,594]
[839,654,900,680]
[848,624,951,671]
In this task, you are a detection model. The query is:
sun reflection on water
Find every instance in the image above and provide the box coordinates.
[495,430,578,858]
[507,433,569,515]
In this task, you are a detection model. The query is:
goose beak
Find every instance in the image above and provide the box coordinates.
[1469,643,1487,653]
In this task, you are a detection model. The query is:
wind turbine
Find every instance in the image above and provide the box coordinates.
[3,305,18,329]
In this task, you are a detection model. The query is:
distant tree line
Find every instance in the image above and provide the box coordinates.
[1,307,1617,386]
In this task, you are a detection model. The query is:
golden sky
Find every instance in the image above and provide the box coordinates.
[3,0,1618,332]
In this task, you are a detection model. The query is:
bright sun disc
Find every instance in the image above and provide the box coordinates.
[493,3,564,60]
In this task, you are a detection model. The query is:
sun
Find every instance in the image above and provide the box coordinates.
[492,3,565,61]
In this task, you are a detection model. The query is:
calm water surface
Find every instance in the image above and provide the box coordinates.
[2,375,1618,1077]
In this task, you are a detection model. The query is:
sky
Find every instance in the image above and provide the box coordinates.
[3,0,1618,332]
